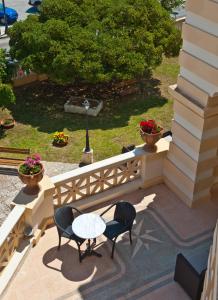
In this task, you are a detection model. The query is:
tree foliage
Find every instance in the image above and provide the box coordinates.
[0,83,16,107]
[160,0,185,12]
[9,0,181,84]
[0,49,15,108]
[0,49,7,82]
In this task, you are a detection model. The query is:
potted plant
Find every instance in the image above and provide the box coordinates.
[52,131,69,147]
[18,154,44,195]
[1,118,15,129]
[139,119,163,148]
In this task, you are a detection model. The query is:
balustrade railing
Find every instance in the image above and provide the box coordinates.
[52,148,144,207]
[0,206,25,274]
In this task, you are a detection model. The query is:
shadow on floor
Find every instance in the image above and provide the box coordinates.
[43,239,117,283]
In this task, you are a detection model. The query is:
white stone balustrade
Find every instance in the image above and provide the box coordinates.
[52,140,169,209]
[0,206,25,276]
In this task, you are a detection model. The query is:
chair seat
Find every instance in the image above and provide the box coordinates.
[62,225,85,244]
[104,220,127,240]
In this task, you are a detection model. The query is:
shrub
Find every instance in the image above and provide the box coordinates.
[9,0,182,84]
[0,49,16,108]
[0,83,16,108]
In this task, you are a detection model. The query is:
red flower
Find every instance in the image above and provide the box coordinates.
[139,119,162,134]
[140,121,147,127]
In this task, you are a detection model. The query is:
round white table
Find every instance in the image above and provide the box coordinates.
[72,213,106,260]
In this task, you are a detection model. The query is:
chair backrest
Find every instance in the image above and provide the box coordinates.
[114,201,136,228]
[54,206,74,232]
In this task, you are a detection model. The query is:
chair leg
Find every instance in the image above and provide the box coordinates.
[58,233,61,250]
[129,230,133,245]
[111,238,117,259]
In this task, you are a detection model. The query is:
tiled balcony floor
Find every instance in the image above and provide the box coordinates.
[3,184,218,300]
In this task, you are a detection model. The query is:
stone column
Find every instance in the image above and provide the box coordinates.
[163,0,218,207]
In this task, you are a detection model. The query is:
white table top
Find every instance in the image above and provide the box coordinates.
[72,213,106,239]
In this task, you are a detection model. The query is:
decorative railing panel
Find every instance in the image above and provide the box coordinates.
[52,150,143,207]
[0,206,25,274]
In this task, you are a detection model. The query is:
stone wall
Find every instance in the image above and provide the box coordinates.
[164,0,218,207]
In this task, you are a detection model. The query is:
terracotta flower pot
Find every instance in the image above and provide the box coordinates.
[52,141,68,147]
[1,118,15,129]
[18,163,44,195]
[52,137,68,147]
[140,129,163,149]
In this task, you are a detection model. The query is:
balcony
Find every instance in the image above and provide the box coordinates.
[0,139,218,299]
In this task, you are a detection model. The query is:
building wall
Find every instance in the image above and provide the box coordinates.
[164,0,218,207]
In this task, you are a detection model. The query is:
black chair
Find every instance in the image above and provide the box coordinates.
[174,253,207,300]
[54,206,85,263]
[100,201,136,258]
[162,130,172,138]
[121,144,135,154]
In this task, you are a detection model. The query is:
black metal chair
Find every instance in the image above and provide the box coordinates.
[174,253,207,300]
[121,144,135,154]
[162,130,172,138]
[54,206,85,263]
[100,201,136,258]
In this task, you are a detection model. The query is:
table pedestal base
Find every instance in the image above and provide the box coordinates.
[81,239,102,261]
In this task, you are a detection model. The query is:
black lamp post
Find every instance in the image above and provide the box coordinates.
[172,11,179,20]
[2,0,8,34]
[83,99,91,152]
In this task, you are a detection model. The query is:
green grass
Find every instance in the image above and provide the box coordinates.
[0,57,179,163]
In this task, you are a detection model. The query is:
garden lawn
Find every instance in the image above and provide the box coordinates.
[0,57,179,163]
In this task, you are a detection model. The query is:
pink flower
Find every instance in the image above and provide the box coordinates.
[24,154,41,168]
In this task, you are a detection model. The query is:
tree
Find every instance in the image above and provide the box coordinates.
[0,49,15,108]
[160,0,185,12]
[9,0,181,85]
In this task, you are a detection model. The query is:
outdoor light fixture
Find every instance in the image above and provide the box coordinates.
[83,99,90,111]
[83,99,91,153]
[172,11,179,20]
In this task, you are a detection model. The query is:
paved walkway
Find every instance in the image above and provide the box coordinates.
[0,162,78,225]
[3,184,218,300]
